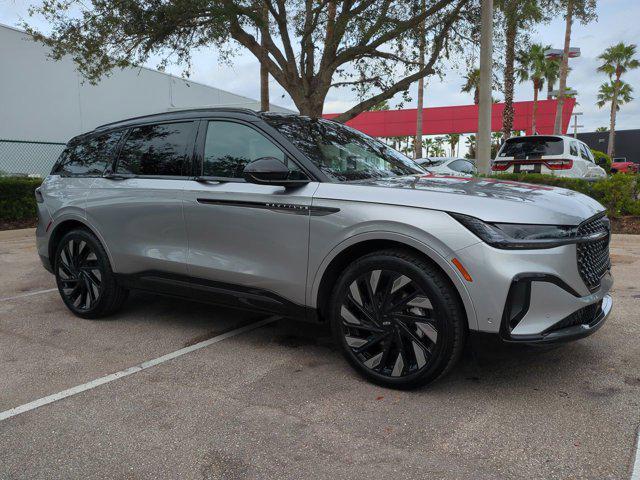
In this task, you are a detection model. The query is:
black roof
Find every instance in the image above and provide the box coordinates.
[93,107,262,132]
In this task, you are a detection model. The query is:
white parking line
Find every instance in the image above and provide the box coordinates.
[632,425,640,480]
[0,315,280,422]
[0,288,58,302]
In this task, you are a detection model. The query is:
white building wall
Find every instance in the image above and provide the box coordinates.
[0,24,293,144]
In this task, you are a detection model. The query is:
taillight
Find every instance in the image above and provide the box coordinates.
[546,159,573,170]
[491,161,509,171]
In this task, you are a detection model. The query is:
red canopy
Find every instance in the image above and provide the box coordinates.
[323,98,576,137]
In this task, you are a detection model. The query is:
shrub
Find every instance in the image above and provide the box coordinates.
[591,149,612,173]
[490,173,640,218]
[0,177,43,222]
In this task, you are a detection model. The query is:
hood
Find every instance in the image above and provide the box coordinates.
[322,175,605,225]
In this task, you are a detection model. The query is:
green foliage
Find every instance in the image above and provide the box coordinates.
[0,177,43,222]
[490,173,640,217]
[591,149,612,173]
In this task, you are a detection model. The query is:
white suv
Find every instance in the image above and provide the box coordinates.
[493,135,606,180]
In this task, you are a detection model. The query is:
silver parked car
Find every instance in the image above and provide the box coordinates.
[36,109,613,389]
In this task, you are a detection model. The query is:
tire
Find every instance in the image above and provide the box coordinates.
[329,249,466,389]
[54,228,128,319]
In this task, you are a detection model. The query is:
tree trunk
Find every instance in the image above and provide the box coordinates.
[259,1,269,111]
[607,76,619,158]
[414,3,427,160]
[532,81,539,134]
[501,11,517,141]
[474,88,479,105]
[553,0,573,134]
[546,78,554,100]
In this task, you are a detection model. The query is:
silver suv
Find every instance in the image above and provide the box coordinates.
[36,109,613,389]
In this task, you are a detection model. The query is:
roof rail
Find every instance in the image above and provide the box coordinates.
[94,107,260,131]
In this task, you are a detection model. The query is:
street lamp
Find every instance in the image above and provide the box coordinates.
[545,47,581,59]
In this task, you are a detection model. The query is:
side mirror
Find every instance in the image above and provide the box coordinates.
[243,157,310,187]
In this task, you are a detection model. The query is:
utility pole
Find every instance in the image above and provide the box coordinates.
[476,0,493,175]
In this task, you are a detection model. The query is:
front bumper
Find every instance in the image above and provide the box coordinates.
[454,239,613,340]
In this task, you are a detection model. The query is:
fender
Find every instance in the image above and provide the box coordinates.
[307,230,479,331]
[48,212,116,271]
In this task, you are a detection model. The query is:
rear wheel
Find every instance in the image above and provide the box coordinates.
[329,249,466,389]
[54,229,128,319]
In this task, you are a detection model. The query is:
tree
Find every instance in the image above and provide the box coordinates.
[259,1,270,111]
[26,0,473,123]
[552,0,597,134]
[465,134,476,159]
[431,137,447,156]
[596,42,639,157]
[496,0,545,141]
[596,80,634,157]
[445,133,461,156]
[595,126,609,132]
[516,43,554,134]
[461,67,481,104]
[414,0,428,160]
[544,56,560,99]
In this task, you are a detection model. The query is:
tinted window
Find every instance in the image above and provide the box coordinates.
[56,131,123,176]
[203,121,304,179]
[498,137,564,158]
[448,159,476,174]
[261,114,424,182]
[579,143,593,162]
[116,122,194,176]
[570,141,579,156]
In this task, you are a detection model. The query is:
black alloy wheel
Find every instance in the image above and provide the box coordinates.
[330,249,466,389]
[54,229,128,319]
[57,237,103,311]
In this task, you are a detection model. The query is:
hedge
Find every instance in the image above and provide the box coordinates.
[490,173,640,218]
[0,177,43,222]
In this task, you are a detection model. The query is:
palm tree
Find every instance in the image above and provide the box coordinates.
[596,79,634,156]
[431,137,446,157]
[461,68,481,105]
[445,133,461,156]
[496,0,543,141]
[597,42,640,157]
[516,44,553,134]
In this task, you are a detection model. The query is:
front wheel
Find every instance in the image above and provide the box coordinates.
[54,228,128,319]
[329,249,466,389]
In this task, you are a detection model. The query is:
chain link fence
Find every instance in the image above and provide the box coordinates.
[0,139,66,178]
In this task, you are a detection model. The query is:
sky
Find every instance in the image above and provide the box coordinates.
[2,0,640,136]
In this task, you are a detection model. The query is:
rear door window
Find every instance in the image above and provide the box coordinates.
[498,137,564,158]
[116,122,195,176]
[55,131,123,176]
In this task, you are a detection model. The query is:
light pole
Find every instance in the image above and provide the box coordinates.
[476,0,493,175]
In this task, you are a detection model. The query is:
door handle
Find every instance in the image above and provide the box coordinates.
[103,173,136,180]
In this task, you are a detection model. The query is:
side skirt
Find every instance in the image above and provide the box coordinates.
[114,271,319,322]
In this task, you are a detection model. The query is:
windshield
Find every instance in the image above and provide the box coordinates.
[260,114,425,182]
[498,136,564,158]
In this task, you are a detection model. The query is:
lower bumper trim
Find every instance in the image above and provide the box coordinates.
[503,294,612,344]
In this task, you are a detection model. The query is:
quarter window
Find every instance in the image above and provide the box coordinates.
[579,143,593,162]
[570,141,579,157]
[116,122,194,176]
[202,121,303,179]
[56,131,123,176]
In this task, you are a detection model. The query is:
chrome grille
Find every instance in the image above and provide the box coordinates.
[576,214,610,291]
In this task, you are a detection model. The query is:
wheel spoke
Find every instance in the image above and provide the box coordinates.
[353,331,390,354]
[340,267,439,378]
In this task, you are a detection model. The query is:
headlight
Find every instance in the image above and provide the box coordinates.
[450,212,579,249]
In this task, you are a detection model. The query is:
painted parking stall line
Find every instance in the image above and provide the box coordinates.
[0,288,58,302]
[0,315,280,422]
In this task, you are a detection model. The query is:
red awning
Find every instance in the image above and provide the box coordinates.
[323,98,576,137]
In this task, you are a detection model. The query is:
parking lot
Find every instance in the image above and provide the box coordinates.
[0,228,639,479]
